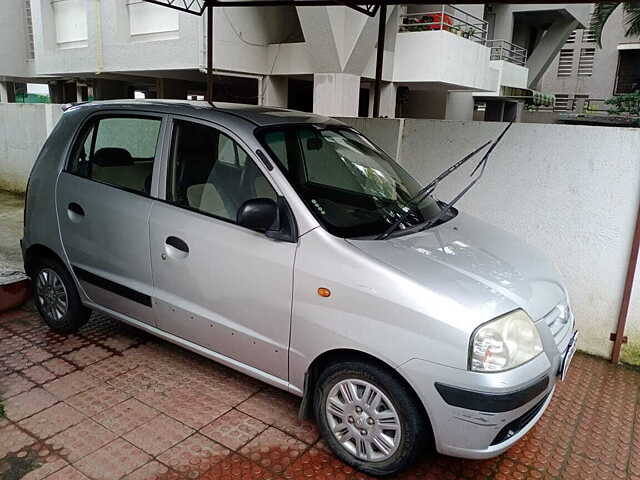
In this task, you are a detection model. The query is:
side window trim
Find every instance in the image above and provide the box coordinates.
[161,115,283,231]
[65,110,167,198]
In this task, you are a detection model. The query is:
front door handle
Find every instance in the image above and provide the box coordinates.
[165,236,189,253]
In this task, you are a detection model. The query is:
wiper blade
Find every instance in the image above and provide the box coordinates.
[419,121,514,232]
[376,140,492,240]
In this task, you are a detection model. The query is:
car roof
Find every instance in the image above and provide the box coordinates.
[65,99,345,128]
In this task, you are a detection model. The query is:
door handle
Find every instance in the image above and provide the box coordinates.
[67,202,85,223]
[165,236,189,253]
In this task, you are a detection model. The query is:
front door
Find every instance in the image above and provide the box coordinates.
[56,113,165,326]
[149,118,296,380]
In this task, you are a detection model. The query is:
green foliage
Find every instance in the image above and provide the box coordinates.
[15,93,50,104]
[605,92,640,115]
[591,2,640,48]
[0,399,4,418]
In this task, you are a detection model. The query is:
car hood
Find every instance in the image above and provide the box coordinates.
[347,213,566,323]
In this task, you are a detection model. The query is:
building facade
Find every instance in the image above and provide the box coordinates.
[0,1,590,121]
[537,6,640,113]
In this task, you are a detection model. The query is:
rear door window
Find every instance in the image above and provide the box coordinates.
[68,115,161,195]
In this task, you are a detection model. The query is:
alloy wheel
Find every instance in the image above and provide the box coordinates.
[35,268,68,322]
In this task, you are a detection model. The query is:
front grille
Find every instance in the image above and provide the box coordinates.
[541,302,572,347]
[491,393,549,445]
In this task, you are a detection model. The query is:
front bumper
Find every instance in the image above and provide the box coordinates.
[398,336,572,459]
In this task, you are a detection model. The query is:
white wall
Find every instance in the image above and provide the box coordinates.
[339,117,640,362]
[0,104,62,193]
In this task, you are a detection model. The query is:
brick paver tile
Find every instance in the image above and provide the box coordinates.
[237,388,319,444]
[157,433,231,476]
[66,383,131,417]
[84,355,136,381]
[0,335,32,356]
[44,370,100,400]
[63,344,112,367]
[123,414,194,456]
[136,386,230,429]
[190,374,261,406]
[21,365,57,384]
[19,453,68,480]
[107,367,166,395]
[42,357,76,376]
[123,461,183,480]
[0,372,36,398]
[0,424,36,460]
[283,447,372,480]
[47,335,90,356]
[46,465,91,480]
[23,345,53,363]
[74,438,151,480]
[101,333,140,352]
[3,387,58,421]
[18,403,85,439]
[201,453,281,480]
[1,351,35,371]
[239,427,307,474]
[47,418,117,462]
[93,398,160,435]
[201,409,267,450]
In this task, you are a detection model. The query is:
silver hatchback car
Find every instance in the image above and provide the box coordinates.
[23,100,577,476]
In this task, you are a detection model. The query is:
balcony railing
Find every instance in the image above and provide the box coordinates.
[486,39,527,66]
[398,5,488,45]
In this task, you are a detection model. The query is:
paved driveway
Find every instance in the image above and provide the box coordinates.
[0,304,638,480]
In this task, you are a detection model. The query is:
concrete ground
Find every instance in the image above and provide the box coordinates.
[0,190,26,283]
[0,304,638,480]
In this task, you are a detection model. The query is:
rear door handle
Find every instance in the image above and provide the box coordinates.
[165,236,189,253]
[68,202,85,216]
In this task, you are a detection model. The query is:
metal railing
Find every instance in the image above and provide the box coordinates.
[398,5,488,45]
[486,39,527,66]
[526,98,613,113]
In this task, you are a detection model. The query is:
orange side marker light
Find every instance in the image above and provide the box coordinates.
[317,287,331,298]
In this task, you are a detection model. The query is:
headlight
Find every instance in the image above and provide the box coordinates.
[470,310,543,372]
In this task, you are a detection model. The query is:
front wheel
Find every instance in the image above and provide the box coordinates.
[314,360,428,476]
[32,258,91,333]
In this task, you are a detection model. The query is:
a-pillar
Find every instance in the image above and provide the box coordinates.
[313,73,360,117]
[263,76,288,108]
[0,81,16,103]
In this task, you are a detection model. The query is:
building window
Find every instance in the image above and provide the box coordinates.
[52,0,88,48]
[582,29,596,43]
[578,48,595,76]
[24,0,35,59]
[615,50,640,94]
[128,0,179,39]
[565,31,576,44]
[554,94,570,111]
[557,49,574,77]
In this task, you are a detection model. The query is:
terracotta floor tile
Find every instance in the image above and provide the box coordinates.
[46,465,91,480]
[135,385,230,429]
[47,335,90,356]
[283,447,372,480]
[0,424,36,460]
[0,441,68,480]
[237,388,319,444]
[42,357,77,376]
[1,350,36,371]
[84,355,137,381]
[239,427,308,474]
[93,398,160,436]
[123,413,194,455]
[200,409,267,450]
[44,370,100,400]
[20,455,68,480]
[0,372,36,398]
[107,367,167,395]
[74,438,151,480]
[156,433,231,476]
[63,344,113,367]
[123,460,183,480]
[23,346,53,363]
[201,453,281,480]
[0,335,32,356]
[22,365,57,384]
[47,418,117,462]
[18,403,86,439]
[3,387,58,421]
[65,383,131,417]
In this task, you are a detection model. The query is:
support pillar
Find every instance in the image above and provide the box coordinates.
[445,92,475,121]
[0,81,16,103]
[313,73,360,117]
[263,76,288,107]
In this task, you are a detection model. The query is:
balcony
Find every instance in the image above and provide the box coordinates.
[398,5,488,44]
[487,39,527,66]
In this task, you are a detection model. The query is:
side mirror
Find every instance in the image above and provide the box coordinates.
[237,198,278,232]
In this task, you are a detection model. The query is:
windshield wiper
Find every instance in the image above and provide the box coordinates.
[417,121,514,233]
[376,140,492,240]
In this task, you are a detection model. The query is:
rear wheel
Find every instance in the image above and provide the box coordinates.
[314,360,428,476]
[32,258,91,333]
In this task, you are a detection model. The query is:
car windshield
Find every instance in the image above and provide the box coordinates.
[257,125,445,238]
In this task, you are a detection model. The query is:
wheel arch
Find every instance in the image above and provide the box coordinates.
[24,244,67,278]
[298,348,433,440]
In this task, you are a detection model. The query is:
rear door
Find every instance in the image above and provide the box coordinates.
[56,112,166,326]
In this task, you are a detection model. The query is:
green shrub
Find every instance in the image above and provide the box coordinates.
[605,93,640,116]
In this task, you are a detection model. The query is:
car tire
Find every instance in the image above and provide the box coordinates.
[32,257,91,334]
[314,360,428,476]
